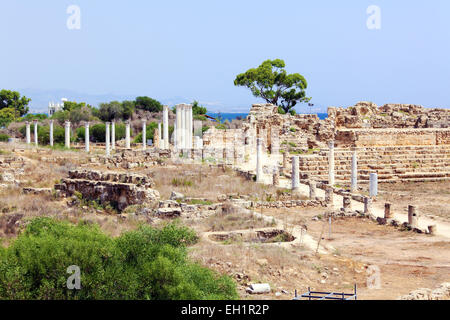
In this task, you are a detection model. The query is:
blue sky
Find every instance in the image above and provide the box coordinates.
[1,1,449,112]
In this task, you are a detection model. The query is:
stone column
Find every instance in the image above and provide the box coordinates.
[309,180,317,199]
[125,120,131,149]
[173,122,177,149]
[364,197,373,214]
[33,120,38,146]
[369,173,378,197]
[272,170,279,187]
[65,121,71,149]
[343,196,352,211]
[256,138,263,183]
[105,122,110,156]
[49,120,54,147]
[271,128,279,155]
[181,105,186,149]
[187,105,192,149]
[328,141,335,186]
[157,122,161,149]
[283,151,288,171]
[176,104,182,149]
[291,156,300,192]
[163,105,169,149]
[351,150,358,192]
[85,122,90,153]
[25,121,31,144]
[408,205,419,228]
[111,121,115,150]
[384,202,393,219]
[325,186,334,205]
[142,120,147,150]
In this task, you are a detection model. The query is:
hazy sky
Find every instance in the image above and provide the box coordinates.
[1,1,449,112]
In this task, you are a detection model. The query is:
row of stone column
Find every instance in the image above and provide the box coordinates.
[26,120,132,153]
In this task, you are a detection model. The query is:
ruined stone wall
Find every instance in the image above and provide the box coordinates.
[336,128,450,148]
[55,169,160,211]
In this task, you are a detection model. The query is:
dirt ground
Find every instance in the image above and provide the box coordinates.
[1,143,449,300]
[378,181,450,222]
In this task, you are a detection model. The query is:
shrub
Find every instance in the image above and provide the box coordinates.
[0,218,237,300]
[85,123,127,142]
[133,122,158,143]
[0,133,9,142]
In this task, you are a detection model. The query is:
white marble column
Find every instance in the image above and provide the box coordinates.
[292,156,300,192]
[142,120,147,150]
[163,105,169,149]
[188,104,193,149]
[111,121,115,150]
[85,122,90,153]
[65,121,71,149]
[351,150,358,192]
[105,122,110,156]
[174,121,177,149]
[176,104,182,149]
[328,141,335,186]
[33,120,38,146]
[25,121,31,144]
[125,120,131,149]
[49,120,54,147]
[157,122,161,149]
[181,105,186,149]
[256,138,263,183]
[369,172,378,197]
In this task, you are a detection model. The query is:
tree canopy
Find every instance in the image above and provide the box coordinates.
[0,89,31,118]
[135,96,163,113]
[234,59,310,113]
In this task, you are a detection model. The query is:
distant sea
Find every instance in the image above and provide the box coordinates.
[207,112,328,122]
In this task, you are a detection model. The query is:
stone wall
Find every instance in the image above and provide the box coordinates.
[55,169,160,211]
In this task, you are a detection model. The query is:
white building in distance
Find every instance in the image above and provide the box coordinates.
[48,98,68,116]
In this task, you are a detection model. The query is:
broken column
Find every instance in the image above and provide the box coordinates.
[25,121,31,144]
[256,138,263,183]
[49,120,54,147]
[364,196,372,214]
[369,173,378,197]
[351,150,358,192]
[408,205,419,228]
[309,180,317,199]
[65,121,71,149]
[271,128,279,155]
[33,120,38,146]
[142,120,147,150]
[272,169,279,187]
[105,122,110,156]
[343,196,352,211]
[111,121,115,150]
[283,151,288,171]
[384,202,393,219]
[325,186,334,205]
[328,141,335,186]
[291,156,300,193]
[125,120,131,149]
[85,122,90,153]
[163,105,169,149]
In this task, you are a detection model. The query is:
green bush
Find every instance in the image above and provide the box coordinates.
[18,124,66,144]
[0,133,9,142]
[83,123,127,142]
[0,218,238,300]
[133,122,158,143]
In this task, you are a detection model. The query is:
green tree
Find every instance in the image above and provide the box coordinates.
[192,100,207,115]
[121,100,135,120]
[0,89,31,118]
[98,101,123,121]
[0,107,16,127]
[234,59,310,113]
[63,101,92,112]
[135,96,163,113]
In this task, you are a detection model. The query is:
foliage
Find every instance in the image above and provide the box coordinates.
[0,89,31,117]
[79,123,127,143]
[192,101,207,115]
[0,218,237,300]
[234,59,310,113]
[133,122,158,143]
[135,96,163,113]
[0,108,15,128]
[0,133,9,142]
[63,101,93,112]
[20,113,48,122]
